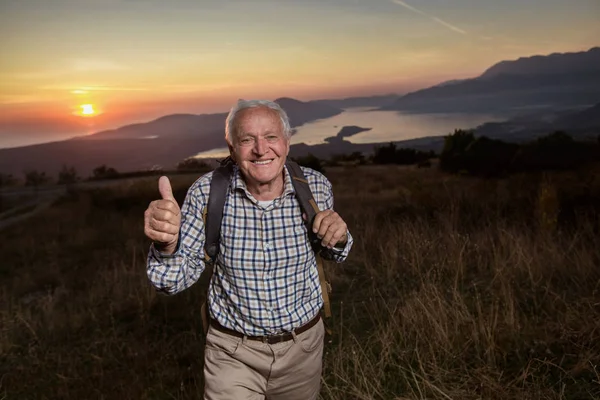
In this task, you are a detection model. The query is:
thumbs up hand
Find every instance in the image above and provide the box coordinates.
[144,176,182,255]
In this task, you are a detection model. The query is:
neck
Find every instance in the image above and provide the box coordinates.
[246,171,285,201]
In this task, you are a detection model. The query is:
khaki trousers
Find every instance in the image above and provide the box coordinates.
[203,317,325,400]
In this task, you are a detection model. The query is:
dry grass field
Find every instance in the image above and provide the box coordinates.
[1,163,599,399]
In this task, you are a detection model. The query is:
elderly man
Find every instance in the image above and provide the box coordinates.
[144,99,353,399]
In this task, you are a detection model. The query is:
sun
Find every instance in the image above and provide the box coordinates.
[80,104,96,116]
[71,103,103,119]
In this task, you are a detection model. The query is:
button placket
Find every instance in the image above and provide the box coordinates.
[260,209,276,329]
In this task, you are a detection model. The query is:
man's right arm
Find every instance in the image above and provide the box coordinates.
[146,179,208,295]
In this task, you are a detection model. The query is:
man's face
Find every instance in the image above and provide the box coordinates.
[228,106,290,189]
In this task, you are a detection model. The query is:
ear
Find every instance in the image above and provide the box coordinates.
[227,142,236,162]
[284,136,291,157]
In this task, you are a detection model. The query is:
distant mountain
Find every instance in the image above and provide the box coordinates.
[475,102,600,141]
[76,98,342,142]
[552,102,600,129]
[312,94,399,109]
[0,98,342,178]
[382,47,600,114]
[480,47,600,78]
[429,79,470,88]
[77,113,225,141]
[274,97,342,125]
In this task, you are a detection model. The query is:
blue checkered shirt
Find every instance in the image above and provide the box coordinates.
[146,164,353,336]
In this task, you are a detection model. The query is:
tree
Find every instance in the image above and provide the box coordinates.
[329,151,366,166]
[24,170,50,188]
[463,136,519,177]
[510,131,586,172]
[57,165,78,185]
[92,165,119,180]
[372,142,397,164]
[0,173,17,188]
[439,129,476,172]
[292,153,324,173]
[372,143,433,165]
[176,158,210,172]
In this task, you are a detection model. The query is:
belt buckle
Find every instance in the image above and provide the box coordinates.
[263,332,286,344]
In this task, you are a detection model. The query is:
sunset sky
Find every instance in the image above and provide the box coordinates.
[1,0,598,148]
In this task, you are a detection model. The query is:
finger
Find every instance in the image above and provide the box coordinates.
[152,207,180,223]
[327,227,347,248]
[154,199,180,215]
[317,212,337,239]
[151,215,179,232]
[150,217,180,235]
[144,212,176,242]
[144,225,177,244]
[312,210,332,234]
[158,176,175,201]
[321,224,337,247]
[144,220,177,243]
[321,219,343,247]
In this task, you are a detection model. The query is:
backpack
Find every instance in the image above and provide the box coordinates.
[199,157,334,336]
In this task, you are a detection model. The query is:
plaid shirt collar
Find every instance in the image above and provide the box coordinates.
[230,163,295,201]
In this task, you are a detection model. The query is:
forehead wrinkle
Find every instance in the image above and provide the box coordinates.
[237,107,282,128]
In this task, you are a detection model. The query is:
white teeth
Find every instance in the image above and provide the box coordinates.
[253,160,273,165]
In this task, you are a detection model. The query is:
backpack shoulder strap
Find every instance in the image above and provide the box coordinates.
[200,158,234,336]
[286,161,333,320]
[203,158,234,263]
[286,161,323,252]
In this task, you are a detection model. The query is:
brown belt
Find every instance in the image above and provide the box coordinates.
[209,313,321,344]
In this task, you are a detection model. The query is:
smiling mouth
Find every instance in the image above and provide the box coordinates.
[252,159,274,165]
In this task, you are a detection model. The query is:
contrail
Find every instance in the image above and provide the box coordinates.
[391,0,467,35]
[431,17,467,35]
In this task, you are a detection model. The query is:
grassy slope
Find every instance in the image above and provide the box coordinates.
[1,165,599,399]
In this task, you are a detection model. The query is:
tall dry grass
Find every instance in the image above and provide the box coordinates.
[1,164,599,399]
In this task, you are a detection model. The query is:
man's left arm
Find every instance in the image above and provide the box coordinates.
[313,177,353,263]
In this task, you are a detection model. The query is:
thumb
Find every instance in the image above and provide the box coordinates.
[158,176,175,201]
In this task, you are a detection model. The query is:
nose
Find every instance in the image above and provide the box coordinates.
[253,137,267,156]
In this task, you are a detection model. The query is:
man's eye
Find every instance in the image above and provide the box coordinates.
[240,137,253,145]
[266,136,278,142]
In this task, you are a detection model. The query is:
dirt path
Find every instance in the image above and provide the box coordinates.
[0,172,201,231]
[0,188,65,231]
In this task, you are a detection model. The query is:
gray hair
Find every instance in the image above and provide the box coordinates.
[225,99,292,144]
